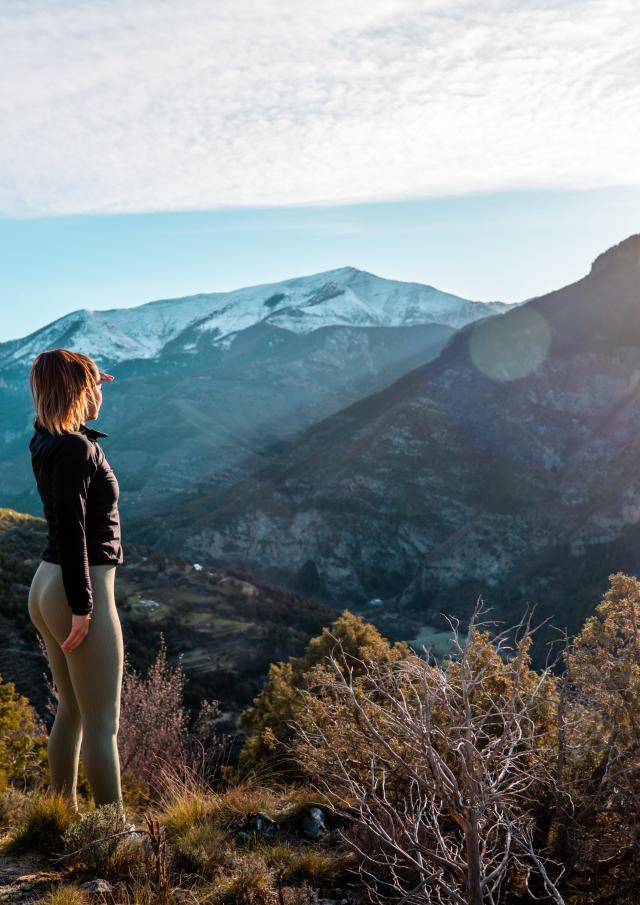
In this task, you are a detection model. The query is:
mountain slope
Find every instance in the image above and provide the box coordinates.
[126,236,640,644]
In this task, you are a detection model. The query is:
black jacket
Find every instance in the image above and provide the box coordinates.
[29,421,124,615]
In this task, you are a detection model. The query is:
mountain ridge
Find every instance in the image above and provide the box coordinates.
[1,264,512,519]
[0,265,510,368]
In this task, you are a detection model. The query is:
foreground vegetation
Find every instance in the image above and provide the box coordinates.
[1,573,639,903]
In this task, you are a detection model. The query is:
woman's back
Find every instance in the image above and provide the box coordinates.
[30,420,123,616]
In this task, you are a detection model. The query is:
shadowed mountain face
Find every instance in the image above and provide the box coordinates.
[0,267,507,518]
[126,236,640,643]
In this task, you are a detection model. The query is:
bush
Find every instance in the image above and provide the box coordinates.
[118,635,189,795]
[0,784,30,832]
[61,800,129,873]
[0,672,48,792]
[239,610,410,776]
[556,572,640,902]
[118,634,225,802]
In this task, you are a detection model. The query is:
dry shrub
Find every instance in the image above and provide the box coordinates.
[0,784,30,832]
[555,572,640,903]
[291,604,563,905]
[61,800,133,873]
[119,635,189,794]
[118,634,227,805]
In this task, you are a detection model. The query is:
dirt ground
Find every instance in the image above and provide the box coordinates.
[0,834,68,903]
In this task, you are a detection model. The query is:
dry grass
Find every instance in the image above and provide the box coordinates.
[157,790,211,839]
[34,883,92,905]
[154,758,285,834]
[207,781,284,831]
[152,756,219,836]
[280,848,354,884]
[209,852,275,905]
[257,841,354,885]
[146,764,355,902]
[5,770,355,905]
[5,790,76,855]
[169,821,233,881]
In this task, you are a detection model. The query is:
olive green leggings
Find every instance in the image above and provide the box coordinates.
[28,560,124,812]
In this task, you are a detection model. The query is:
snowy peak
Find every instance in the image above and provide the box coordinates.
[0,266,510,368]
[149,266,510,354]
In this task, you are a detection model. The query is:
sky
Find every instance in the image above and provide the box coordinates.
[1,0,639,342]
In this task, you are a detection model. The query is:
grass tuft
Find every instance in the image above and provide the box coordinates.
[34,882,92,905]
[6,790,76,856]
[211,852,275,905]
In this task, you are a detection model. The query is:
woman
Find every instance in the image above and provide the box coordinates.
[27,348,125,817]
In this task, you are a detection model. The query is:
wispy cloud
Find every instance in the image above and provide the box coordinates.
[1,0,638,216]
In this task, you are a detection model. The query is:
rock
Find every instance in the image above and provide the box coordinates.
[302,806,327,839]
[236,810,278,841]
[81,878,114,895]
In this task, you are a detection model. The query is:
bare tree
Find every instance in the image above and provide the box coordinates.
[291,604,565,905]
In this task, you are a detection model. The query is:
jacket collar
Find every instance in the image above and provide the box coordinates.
[33,420,108,439]
[79,423,109,439]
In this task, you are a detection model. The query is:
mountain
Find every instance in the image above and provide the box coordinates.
[0,267,509,518]
[125,236,640,649]
[0,267,508,370]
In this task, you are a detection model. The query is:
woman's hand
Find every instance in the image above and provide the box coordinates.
[61,614,92,652]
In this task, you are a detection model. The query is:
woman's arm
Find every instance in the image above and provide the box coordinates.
[50,434,98,649]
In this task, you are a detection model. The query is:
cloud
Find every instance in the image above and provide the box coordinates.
[1,0,638,216]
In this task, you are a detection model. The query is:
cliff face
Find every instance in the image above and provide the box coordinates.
[128,236,640,636]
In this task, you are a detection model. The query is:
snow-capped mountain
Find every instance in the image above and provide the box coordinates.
[1,264,511,524]
[0,266,509,368]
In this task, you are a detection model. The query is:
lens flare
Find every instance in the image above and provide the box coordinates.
[468,307,551,382]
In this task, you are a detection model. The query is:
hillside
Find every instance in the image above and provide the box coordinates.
[124,236,640,650]
[0,508,340,724]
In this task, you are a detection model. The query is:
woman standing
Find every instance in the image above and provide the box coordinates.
[27,348,125,816]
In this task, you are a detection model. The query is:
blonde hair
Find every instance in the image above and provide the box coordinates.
[29,349,99,436]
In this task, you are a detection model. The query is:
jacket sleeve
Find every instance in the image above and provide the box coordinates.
[50,436,98,616]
